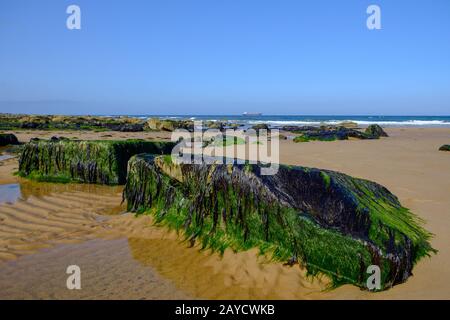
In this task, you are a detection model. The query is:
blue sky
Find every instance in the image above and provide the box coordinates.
[0,0,449,115]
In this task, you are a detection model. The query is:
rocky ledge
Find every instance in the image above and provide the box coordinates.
[288,124,389,142]
[123,154,435,290]
[18,137,175,184]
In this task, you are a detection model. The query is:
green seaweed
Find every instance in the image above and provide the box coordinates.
[321,172,331,188]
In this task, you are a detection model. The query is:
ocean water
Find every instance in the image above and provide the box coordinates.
[125,115,450,127]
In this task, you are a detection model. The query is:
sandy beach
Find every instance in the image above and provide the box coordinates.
[0,127,449,299]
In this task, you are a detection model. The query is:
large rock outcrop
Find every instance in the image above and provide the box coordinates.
[18,138,175,184]
[123,154,435,290]
[0,114,146,132]
[144,118,194,132]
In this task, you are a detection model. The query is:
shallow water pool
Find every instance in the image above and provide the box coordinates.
[0,184,21,204]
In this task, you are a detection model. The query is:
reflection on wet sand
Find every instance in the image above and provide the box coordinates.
[0,178,125,262]
[0,239,190,300]
[126,237,330,300]
[17,179,126,215]
[17,178,123,200]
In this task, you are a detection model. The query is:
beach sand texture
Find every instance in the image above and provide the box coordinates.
[0,127,449,299]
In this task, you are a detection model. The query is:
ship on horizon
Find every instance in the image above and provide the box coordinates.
[242,112,262,116]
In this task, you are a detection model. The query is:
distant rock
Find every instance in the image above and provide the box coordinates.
[338,121,359,129]
[145,118,194,132]
[365,124,388,138]
[145,118,162,131]
[0,114,147,132]
[439,145,450,152]
[0,133,19,146]
[207,121,225,130]
[289,124,389,143]
[282,126,317,132]
[251,123,270,131]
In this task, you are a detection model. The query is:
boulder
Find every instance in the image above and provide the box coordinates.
[292,125,388,143]
[207,121,225,130]
[0,133,19,146]
[145,118,194,132]
[123,154,435,290]
[145,118,162,131]
[365,124,388,138]
[439,144,450,152]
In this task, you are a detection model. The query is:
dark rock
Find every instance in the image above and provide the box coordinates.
[0,133,19,146]
[291,126,387,142]
[282,126,318,132]
[107,123,144,132]
[439,144,450,152]
[251,123,270,131]
[365,124,388,138]
[207,121,225,130]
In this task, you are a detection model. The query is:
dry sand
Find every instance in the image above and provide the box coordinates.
[0,127,449,299]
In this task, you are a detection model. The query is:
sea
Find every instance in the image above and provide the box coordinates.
[122,115,450,128]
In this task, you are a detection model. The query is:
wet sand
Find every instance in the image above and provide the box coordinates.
[0,127,449,299]
[0,239,190,300]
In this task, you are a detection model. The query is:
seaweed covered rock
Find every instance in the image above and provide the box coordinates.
[0,133,19,146]
[439,145,450,152]
[124,154,435,290]
[0,114,146,132]
[144,118,194,132]
[291,124,388,142]
[18,138,175,184]
[365,124,388,138]
[293,127,369,142]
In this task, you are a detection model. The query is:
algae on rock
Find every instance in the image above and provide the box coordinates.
[291,124,388,143]
[123,154,435,290]
[18,138,175,184]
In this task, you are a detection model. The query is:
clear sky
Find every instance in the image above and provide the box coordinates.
[0,0,449,115]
